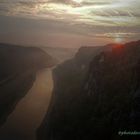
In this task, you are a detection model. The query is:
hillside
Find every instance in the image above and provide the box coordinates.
[37,45,110,139]
[41,47,77,63]
[0,43,55,126]
[37,40,140,140]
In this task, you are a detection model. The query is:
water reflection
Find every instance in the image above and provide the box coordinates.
[0,69,53,140]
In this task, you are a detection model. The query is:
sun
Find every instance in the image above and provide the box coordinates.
[114,34,124,43]
[115,37,123,43]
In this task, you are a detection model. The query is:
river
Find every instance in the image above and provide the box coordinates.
[0,69,53,140]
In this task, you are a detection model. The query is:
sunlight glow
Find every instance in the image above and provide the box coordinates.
[114,34,124,43]
[0,0,139,43]
[1,0,139,29]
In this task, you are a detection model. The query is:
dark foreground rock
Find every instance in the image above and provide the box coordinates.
[37,45,111,139]
[37,40,140,140]
[0,43,55,126]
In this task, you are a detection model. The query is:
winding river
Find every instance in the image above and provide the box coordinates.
[0,69,53,140]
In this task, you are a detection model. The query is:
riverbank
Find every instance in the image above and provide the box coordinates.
[0,69,53,140]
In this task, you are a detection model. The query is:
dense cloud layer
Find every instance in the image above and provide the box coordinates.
[0,0,140,47]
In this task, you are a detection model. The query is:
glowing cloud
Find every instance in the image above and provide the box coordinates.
[0,0,140,45]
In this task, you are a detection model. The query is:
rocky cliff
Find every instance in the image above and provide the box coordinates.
[0,43,55,126]
[82,41,140,139]
[37,45,110,139]
[37,40,140,140]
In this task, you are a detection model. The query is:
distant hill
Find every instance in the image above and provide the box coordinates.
[0,43,55,126]
[40,46,78,63]
[37,40,140,140]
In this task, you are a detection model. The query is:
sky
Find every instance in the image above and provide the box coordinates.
[0,0,140,48]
